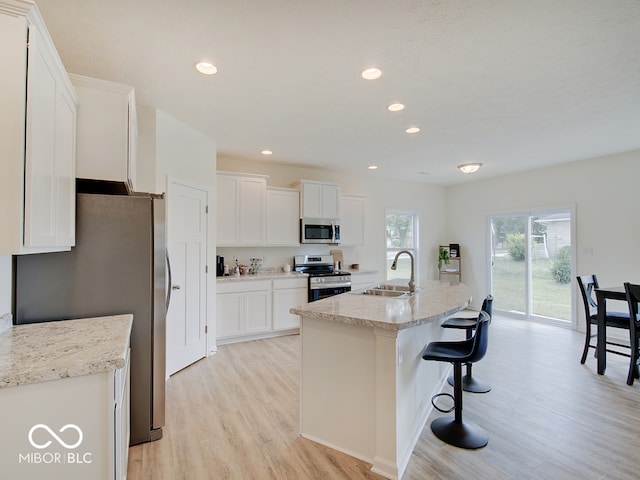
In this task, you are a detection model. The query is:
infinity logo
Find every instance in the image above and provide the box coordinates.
[28,424,83,450]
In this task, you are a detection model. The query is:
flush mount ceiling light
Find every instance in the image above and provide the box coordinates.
[361,67,382,80]
[457,162,483,174]
[368,165,378,170]
[261,150,273,155]
[387,103,405,112]
[405,126,420,134]
[195,61,218,75]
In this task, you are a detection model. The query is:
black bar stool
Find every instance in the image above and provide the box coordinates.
[422,310,491,449]
[441,295,493,393]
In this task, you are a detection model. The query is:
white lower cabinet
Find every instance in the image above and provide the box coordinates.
[273,278,308,330]
[217,277,307,343]
[244,289,272,333]
[216,280,272,340]
[0,349,130,480]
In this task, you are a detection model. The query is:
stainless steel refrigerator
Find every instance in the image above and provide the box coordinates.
[13,190,167,445]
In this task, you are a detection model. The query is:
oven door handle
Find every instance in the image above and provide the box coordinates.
[310,282,352,290]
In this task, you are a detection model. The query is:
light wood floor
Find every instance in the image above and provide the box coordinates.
[127,316,640,479]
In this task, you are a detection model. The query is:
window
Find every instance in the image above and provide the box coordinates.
[386,211,418,280]
[489,207,574,324]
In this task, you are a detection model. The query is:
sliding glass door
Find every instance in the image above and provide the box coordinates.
[489,208,573,323]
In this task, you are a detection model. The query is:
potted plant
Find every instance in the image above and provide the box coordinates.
[438,247,450,270]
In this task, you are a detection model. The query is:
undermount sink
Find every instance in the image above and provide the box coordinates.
[354,284,418,298]
[371,284,411,292]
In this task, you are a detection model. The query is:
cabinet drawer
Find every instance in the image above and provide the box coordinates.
[217,279,272,294]
[273,277,308,290]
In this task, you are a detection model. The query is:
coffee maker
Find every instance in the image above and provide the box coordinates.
[216,255,225,277]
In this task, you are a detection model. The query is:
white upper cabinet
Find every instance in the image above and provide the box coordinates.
[216,172,268,246]
[0,2,78,254]
[266,187,300,246]
[70,74,137,192]
[297,180,340,219]
[340,194,366,246]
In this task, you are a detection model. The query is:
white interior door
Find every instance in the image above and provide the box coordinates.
[167,179,208,376]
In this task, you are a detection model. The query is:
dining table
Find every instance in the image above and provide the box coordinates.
[595,286,627,374]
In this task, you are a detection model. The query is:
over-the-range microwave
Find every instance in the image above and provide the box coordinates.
[300,218,341,244]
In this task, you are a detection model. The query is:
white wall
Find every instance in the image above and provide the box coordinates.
[446,149,640,318]
[138,107,217,352]
[216,157,448,284]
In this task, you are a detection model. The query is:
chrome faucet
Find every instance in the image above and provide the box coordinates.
[390,250,415,293]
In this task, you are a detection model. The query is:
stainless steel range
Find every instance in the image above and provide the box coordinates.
[294,255,351,302]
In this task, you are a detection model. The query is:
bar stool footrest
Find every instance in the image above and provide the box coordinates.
[431,392,455,413]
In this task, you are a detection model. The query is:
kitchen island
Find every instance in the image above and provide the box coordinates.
[290,280,472,480]
[0,314,132,480]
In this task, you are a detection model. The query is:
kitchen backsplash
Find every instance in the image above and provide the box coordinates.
[216,245,360,274]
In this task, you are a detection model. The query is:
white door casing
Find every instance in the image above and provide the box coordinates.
[166,179,208,376]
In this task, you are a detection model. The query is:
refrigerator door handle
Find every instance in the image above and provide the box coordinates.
[165,249,172,312]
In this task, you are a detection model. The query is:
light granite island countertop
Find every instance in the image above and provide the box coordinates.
[290,280,472,480]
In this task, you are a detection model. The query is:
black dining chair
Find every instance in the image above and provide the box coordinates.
[422,310,491,449]
[623,283,640,386]
[440,295,493,393]
[576,275,630,364]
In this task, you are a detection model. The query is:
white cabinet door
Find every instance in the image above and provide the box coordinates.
[321,184,340,219]
[217,292,244,339]
[273,287,307,330]
[301,182,323,218]
[71,74,137,191]
[4,12,78,254]
[245,290,271,333]
[340,194,365,246]
[298,181,341,219]
[239,177,267,244]
[267,188,299,245]
[23,23,57,247]
[53,82,77,246]
[216,172,268,246]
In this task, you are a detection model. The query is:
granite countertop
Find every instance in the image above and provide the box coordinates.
[0,314,133,389]
[217,271,308,282]
[290,280,471,331]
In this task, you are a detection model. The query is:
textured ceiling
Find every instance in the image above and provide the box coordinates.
[35,0,640,185]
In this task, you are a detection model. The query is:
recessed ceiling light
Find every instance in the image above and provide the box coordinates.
[195,61,218,75]
[361,67,382,80]
[387,103,405,112]
[457,162,483,174]
[368,165,378,170]
[261,150,273,155]
[405,127,420,134]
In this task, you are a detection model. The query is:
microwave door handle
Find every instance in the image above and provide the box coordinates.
[331,221,335,243]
